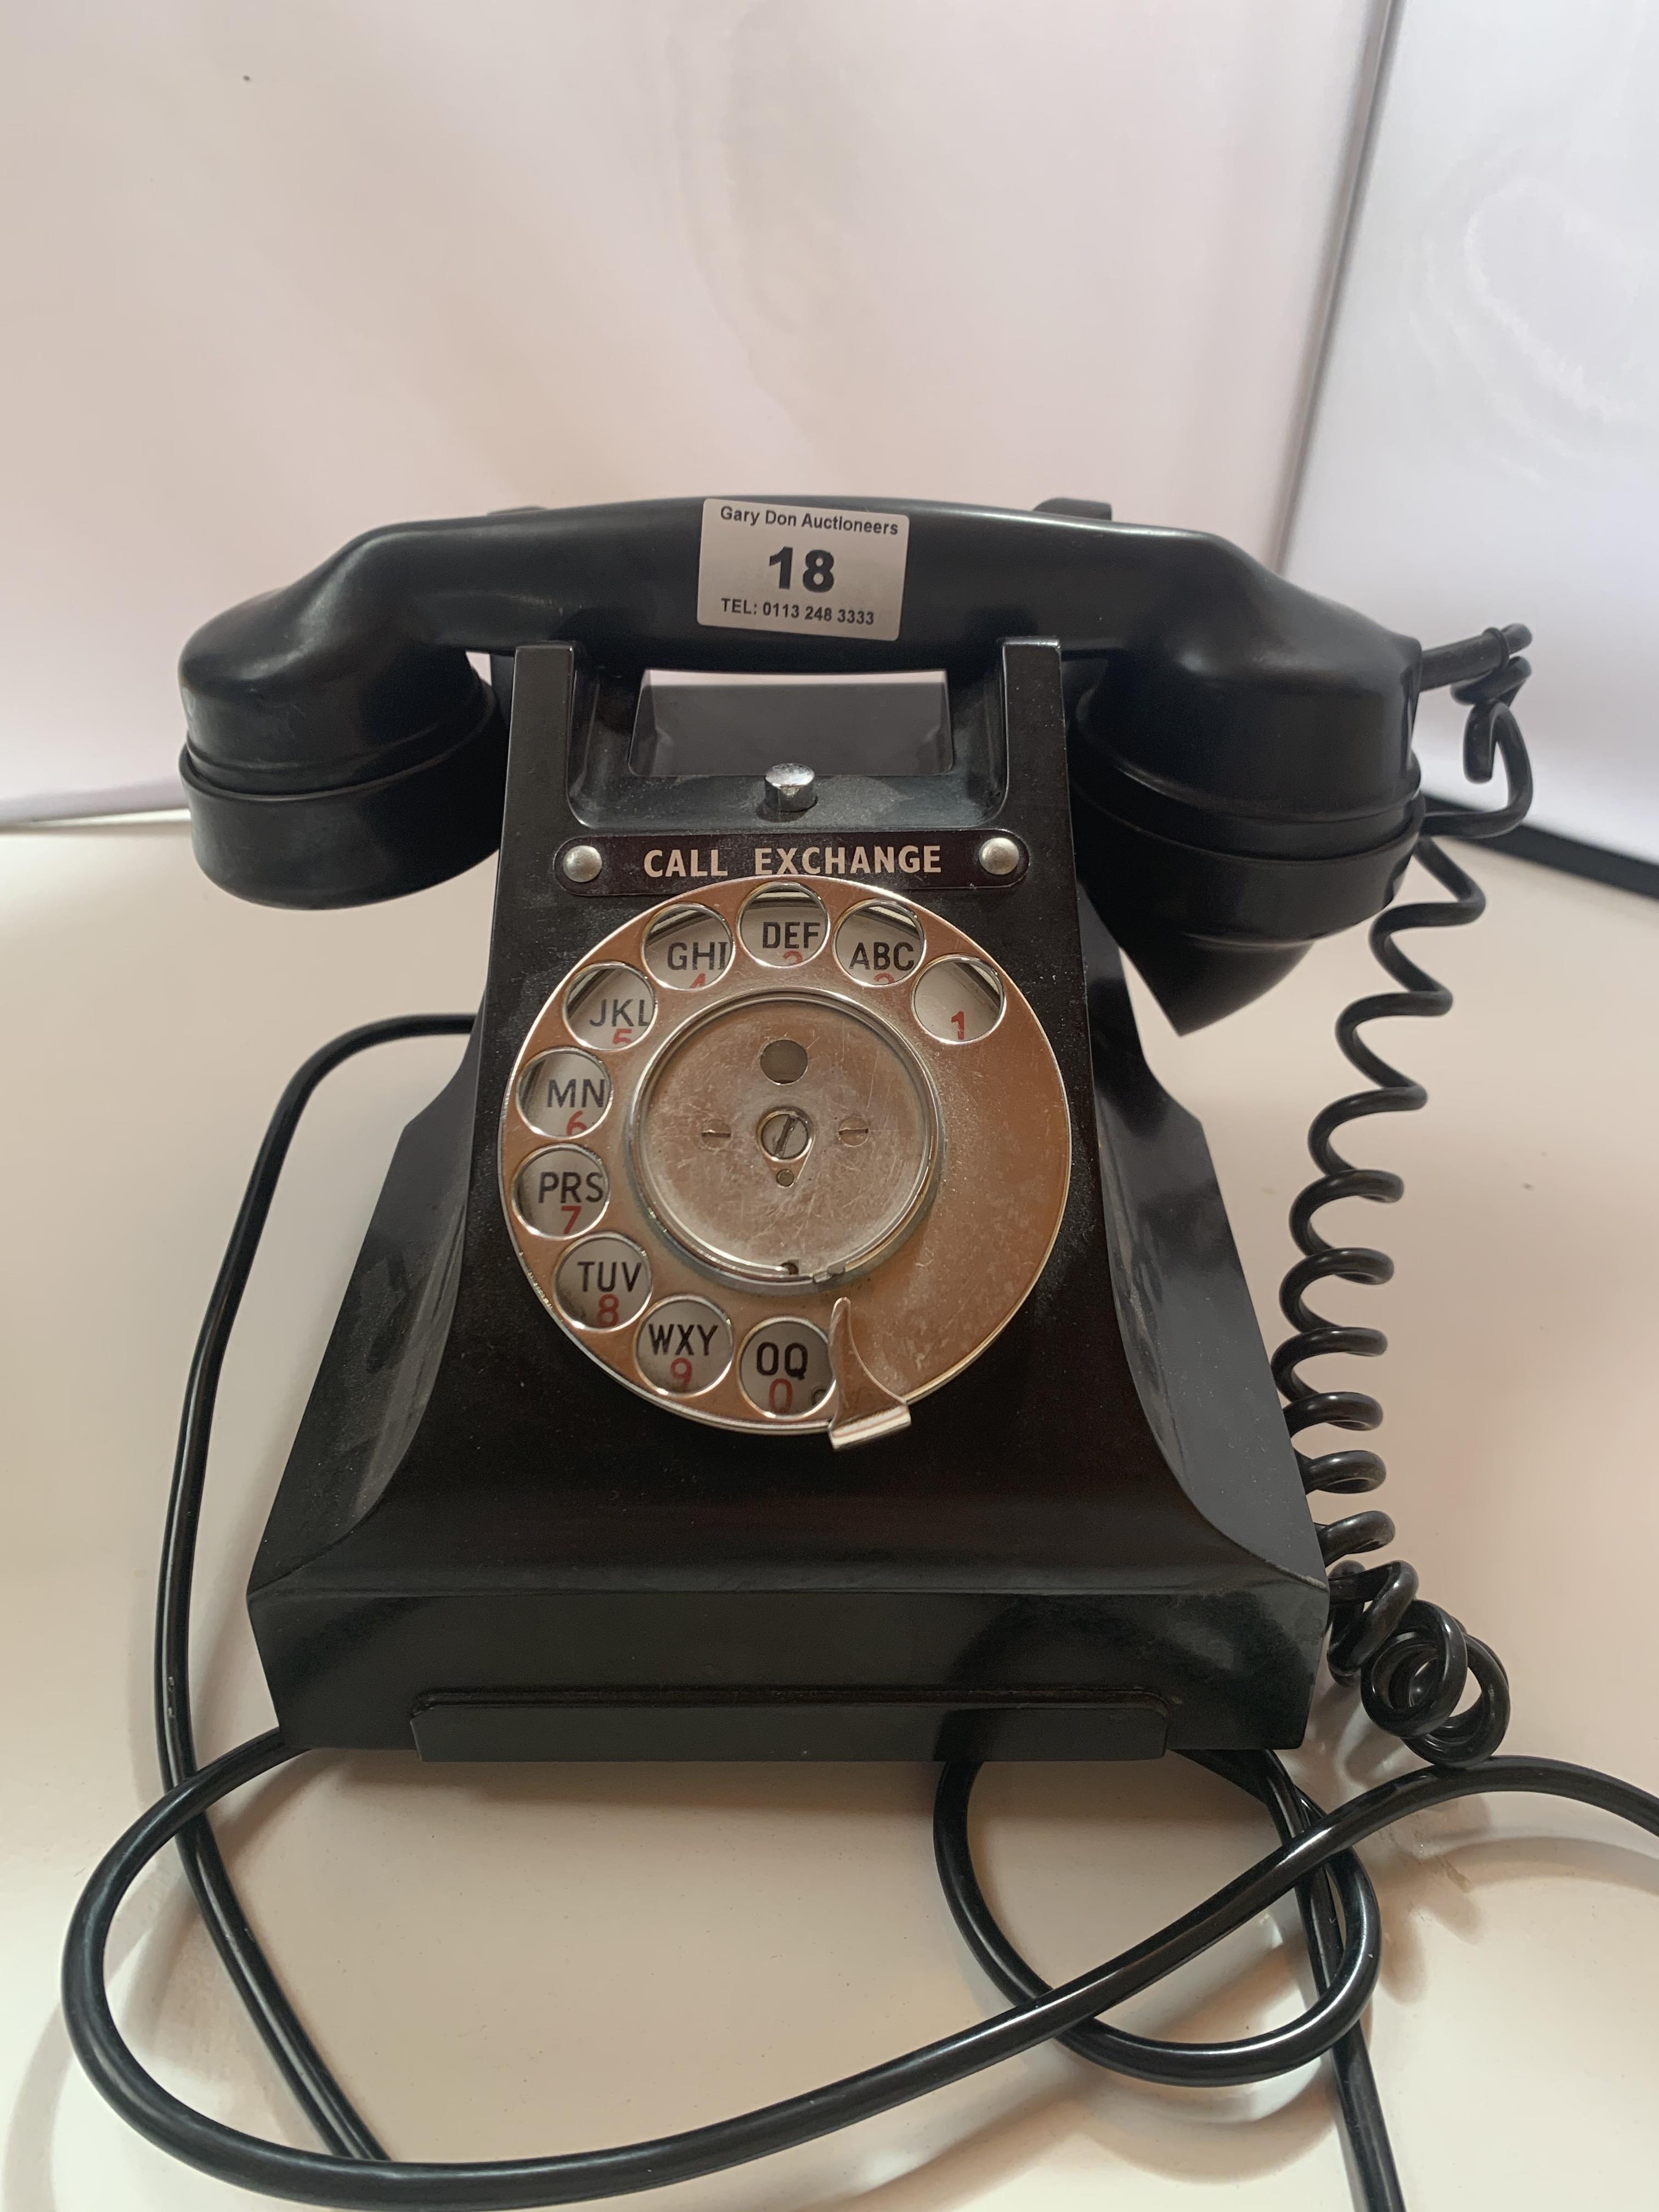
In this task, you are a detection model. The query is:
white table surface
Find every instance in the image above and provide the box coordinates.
[3,822,1656,2212]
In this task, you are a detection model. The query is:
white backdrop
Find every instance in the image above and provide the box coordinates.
[1288,0,1659,862]
[0,0,1375,812]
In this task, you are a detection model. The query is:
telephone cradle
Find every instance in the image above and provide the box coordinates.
[70,497,1659,2212]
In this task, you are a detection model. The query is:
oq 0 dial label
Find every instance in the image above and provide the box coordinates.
[739,1319,833,1418]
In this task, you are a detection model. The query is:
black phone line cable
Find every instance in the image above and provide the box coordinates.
[153,1014,473,2161]
[938,1749,1406,2212]
[64,1731,1659,2209]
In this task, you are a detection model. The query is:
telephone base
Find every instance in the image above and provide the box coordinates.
[247,926,1327,1764]
[246,642,1328,1760]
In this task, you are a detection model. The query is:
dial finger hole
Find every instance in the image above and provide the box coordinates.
[738,1318,833,1419]
[833,900,925,988]
[554,1235,652,1329]
[642,906,733,991]
[513,1146,609,1238]
[635,1298,733,1396]
[738,883,830,968]
[912,956,1005,1043]
[564,964,656,1050]
[518,1049,612,1139]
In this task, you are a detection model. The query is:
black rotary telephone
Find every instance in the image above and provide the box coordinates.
[63,498,1658,2212]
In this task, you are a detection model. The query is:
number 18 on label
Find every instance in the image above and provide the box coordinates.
[696,499,910,641]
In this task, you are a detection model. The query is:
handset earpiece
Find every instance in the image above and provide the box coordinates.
[1058,538,1425,1029]
[179,532,507,909]
[1065,653,1424,1031]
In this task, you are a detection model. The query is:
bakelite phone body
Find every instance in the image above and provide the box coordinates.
[178,497,1430,1763]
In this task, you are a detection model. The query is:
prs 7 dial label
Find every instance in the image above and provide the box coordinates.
[696,499,909,640]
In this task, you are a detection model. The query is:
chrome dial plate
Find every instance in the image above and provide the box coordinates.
[499,877,1070,1441]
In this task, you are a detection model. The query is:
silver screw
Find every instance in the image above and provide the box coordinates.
[976,834,1024,879]
[757,1106,814,1162]
[561,843,603,884]
[761,763,817,819]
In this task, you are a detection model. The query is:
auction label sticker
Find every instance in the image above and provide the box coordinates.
[697,499,909,641]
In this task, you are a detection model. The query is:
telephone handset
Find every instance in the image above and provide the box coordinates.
[178,496,1427,1031]
[70,495,1659,2212]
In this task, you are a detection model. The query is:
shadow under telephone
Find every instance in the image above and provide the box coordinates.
[59,496,1658,2212]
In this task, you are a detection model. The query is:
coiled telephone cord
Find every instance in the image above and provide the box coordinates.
[61,629,1659,2212]
[1274,627,1533,1767]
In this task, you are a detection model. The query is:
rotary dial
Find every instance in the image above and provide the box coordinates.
[499,875,1070,1446]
